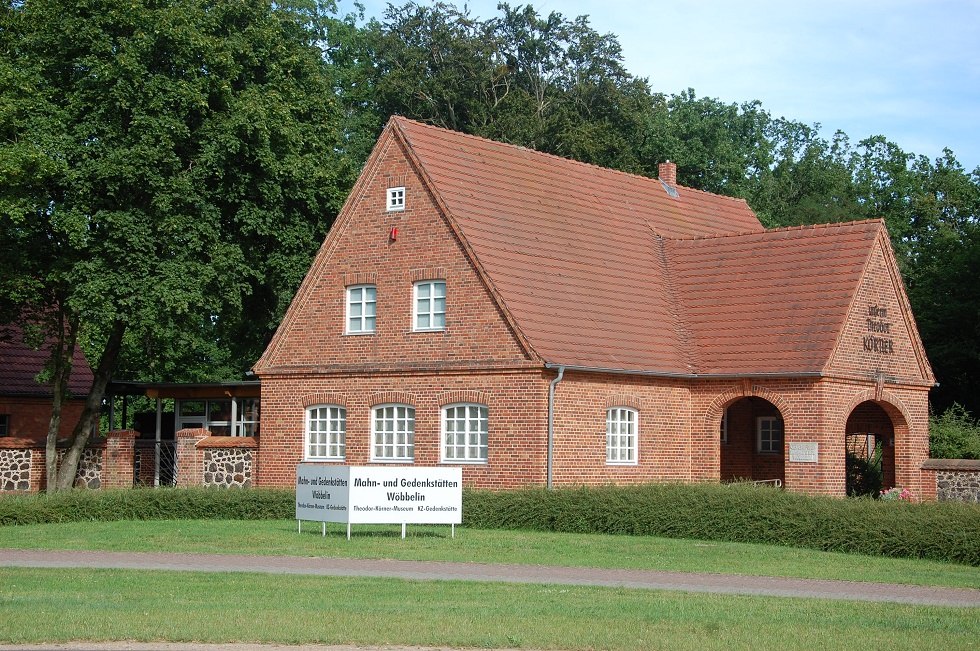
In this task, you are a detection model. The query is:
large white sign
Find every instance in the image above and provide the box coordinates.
[296,465,462,528]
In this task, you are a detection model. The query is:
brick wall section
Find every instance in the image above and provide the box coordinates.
[551,372,694,486]
[257,372,549,489]
[175,428,209,487]
[0,397,87,443]
[103,429,137,489]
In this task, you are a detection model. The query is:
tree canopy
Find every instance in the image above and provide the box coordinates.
[0,0,357,487]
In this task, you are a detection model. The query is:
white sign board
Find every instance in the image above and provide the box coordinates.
[788,442,819,463]
[296,465,462,527]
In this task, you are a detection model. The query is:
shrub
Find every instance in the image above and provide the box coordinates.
[462,483,980,566]
[0,487,294,526]
[930,404,980,459]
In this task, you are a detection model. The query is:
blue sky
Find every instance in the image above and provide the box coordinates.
[340,0,980,171]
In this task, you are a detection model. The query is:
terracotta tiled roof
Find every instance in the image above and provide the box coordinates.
[0,325,94,397]
[292,117,893,377]
[394,117,763,373]
[667,221,883,375]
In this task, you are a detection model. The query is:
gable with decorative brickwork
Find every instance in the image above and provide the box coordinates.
[255,120,533,374]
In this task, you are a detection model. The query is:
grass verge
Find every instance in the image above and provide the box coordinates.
[1,519,978,589]
[1,567,977,651]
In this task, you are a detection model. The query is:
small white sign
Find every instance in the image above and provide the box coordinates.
[789,442,819,463]
[296,465,462,526]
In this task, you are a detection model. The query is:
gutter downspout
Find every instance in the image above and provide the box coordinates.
[547,366,565,490]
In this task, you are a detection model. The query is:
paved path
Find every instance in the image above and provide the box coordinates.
[2,548,978,607]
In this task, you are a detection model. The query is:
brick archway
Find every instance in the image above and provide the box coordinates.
[718,396,786,485]
[842,394,911,496]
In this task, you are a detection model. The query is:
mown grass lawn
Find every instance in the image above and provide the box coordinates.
[1,567,978,651]
[1,519,978,650]
[1,518,977,588]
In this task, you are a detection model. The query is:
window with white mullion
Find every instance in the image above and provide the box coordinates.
[442,403,488,462]
[372,404,415,461]
[414,280,446,331]
[347,285,376,334]
[306,406,346,460]
[606,408,638,464]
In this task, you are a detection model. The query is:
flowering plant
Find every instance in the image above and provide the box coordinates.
[880,487,915,502]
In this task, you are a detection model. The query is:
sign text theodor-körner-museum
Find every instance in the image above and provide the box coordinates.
[295,465,462,536]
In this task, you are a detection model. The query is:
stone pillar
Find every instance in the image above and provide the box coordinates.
[104,429,138,489]
[175,428,209,487]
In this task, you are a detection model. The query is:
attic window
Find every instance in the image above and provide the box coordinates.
[387,187,405,212]
[659,179,680,199]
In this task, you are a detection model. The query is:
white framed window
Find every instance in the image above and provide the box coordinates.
[387,187,405,212]
[0,414,9,436]
[414,280,446,331]
[720,408,728,444]
[606,407,638,464]
[372,404,415,461]
[346,284,376,334]
[757,416,784,454]
[306,405,346,460]
[442,403,488,463]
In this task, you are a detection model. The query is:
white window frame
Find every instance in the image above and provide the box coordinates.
[306,405,346,461]
[441,403,488,463]
[413,280,446,331]
[386,186,405,212]
[757,416,784,454]
[372,404,415,462]
[346,284,376,334]
[720,408,728,444]
[606,407,638,465]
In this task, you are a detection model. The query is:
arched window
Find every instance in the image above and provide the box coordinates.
[372,404,415,461]
[442,403,488,463]
[606,407,638,464]
[306,405,346,460]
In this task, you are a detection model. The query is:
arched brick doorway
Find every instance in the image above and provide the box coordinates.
[845,400,896,496]
[720,397,785,485]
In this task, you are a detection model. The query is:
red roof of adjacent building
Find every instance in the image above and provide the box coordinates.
[0,325,94,397]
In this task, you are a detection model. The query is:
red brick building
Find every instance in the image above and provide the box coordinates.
[253,117,935,497]
[0,325,94,443]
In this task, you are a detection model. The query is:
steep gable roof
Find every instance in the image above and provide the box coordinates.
[0,325,94,398]
[667,220,883,375]
[264,117,926,380]
[392,117,762,374]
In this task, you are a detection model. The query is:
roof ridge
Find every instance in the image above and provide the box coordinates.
[667,218,885,242]
[390,116,752,209]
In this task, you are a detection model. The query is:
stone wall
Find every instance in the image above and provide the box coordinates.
[203,448,253,488]
[921,459,980,503]
[0,447,32,491]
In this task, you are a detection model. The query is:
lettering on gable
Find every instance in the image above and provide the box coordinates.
[862,304,894,355]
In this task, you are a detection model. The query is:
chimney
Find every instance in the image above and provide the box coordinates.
[658,161,677,187]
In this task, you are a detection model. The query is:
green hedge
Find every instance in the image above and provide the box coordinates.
[0,487,294,525]
[462,483,980,566]
[2,484,977,566]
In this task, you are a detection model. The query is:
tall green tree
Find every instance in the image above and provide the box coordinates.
[0,0,353,489]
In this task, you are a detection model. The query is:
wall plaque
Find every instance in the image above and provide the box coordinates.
[789,442,819,463]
